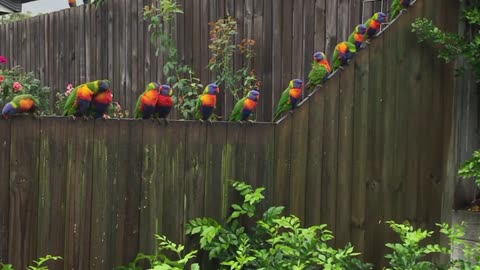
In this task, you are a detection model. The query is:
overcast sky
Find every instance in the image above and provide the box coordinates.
[22,0,83,14]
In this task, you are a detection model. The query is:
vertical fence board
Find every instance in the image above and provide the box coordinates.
[273,117,292,208]
[139,121,165,255]
[8,118,40,270]
[0,120,10,263]
[37,118,68,269]
[64,120,94,270]
[335,62,355,248]
[112,120,142,267]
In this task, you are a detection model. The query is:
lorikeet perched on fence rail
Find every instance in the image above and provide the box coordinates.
[68,0,76,7]
[135,82,161,120]
[229,89,260,122]
[195,83,220,121]
[2,94,40,119]
[273,79,303,122]
[332,42,357,71]
[390,0,411,20]
[63,80,110,119]
[364,12,387,40]
[154,84,174,125]
[305,52,331,92]
[348,24,367,50]
[89,89,113,119]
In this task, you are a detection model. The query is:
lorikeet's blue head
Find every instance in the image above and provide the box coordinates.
[207,83,220,95]
[160,85,173,96]
[400,0,411,7]
[248,89,260,101]
[291,79,304,89]
[357,24,367,34]
[313,52,326,62]
[375,12,386,23]
[2,102,17,119]
[99,80,110,92]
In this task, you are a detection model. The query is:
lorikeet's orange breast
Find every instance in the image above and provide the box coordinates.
[319,60,332,73]
[370,20,381,29]
[289,88,302,99]
[244,99,257,111]
[141,90,159,106]
[94,90,113,104]
[18,98,35,112]
[77,86,94,101]
[157,95,174,107]
[201,94,217,107]
[354,33,364,42]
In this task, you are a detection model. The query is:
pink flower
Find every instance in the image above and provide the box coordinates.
[65,83,74,96]
[13,82,22,92]
[0,56,7,64]
[0,75,4,84]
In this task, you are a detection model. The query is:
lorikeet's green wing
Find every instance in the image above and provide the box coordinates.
[194,94,203,120]
[273,88,291,121]
[229,97,246,121]
[347,42,357,54]
[134,92,144,118]
[308,62,329,88]
[332,48,342,71]
[63,86,80,116]
[390,0,401,19]
[347,32,356,45]
[363,17,374,39]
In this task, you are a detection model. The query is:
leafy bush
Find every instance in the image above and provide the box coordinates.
[144,0,203,120]
[117,234,199,270]
[459,149,480,190]
[0,66,51,115]
[411,5,480,82]
[185,181,371,270]
[0,255,62,270]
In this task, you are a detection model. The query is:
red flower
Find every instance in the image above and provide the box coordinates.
[0,75,4,84]
[0,56,7,64]
[13,82,23,92]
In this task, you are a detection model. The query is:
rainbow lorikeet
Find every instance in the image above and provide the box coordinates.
[194,83,220,121]
[229,89,260,122]
[306,52,332,92]
[154,84,174,124]
[332,42,357,71]
[273,79,303,121]
[390,0,411,20]
[364,12,387,40]
[135,82,161,119]
[68,0,76,7]
[63,80,110,118]
[89,89,113,119]
[348,24,367,50]
[2,94,40,119]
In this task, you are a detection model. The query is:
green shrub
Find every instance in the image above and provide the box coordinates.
[0,255,62,270]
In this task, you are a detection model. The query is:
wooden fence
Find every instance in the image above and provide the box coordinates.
[0,0,460,269]
[0,0,391,122]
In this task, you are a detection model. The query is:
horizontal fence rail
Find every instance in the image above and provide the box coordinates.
[0,0,461,269]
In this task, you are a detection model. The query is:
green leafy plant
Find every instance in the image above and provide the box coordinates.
[144,0,203,120]
[186,181,372,270]
[0,12,34,24]
[118,234,199,270]
[208,17,259,103]
[411,5,480,82]
[459,149,480,190]
[1,255,62,270]
[0,66,51,115]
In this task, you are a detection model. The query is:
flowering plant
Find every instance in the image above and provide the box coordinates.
[0,66,50,114]
[0,56,7,64]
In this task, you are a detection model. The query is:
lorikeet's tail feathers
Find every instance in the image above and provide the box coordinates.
[273,111,281,122]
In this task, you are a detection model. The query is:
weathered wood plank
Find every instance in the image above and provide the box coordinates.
[139,121,165,255]
[8,117,40,270]
[0,120,10,263]
[261,0,272,121]
[273,116,292,209]
[335,60,355,248]
[64,120,94,270]
[37,118,68,269]
[325,0,337,62]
